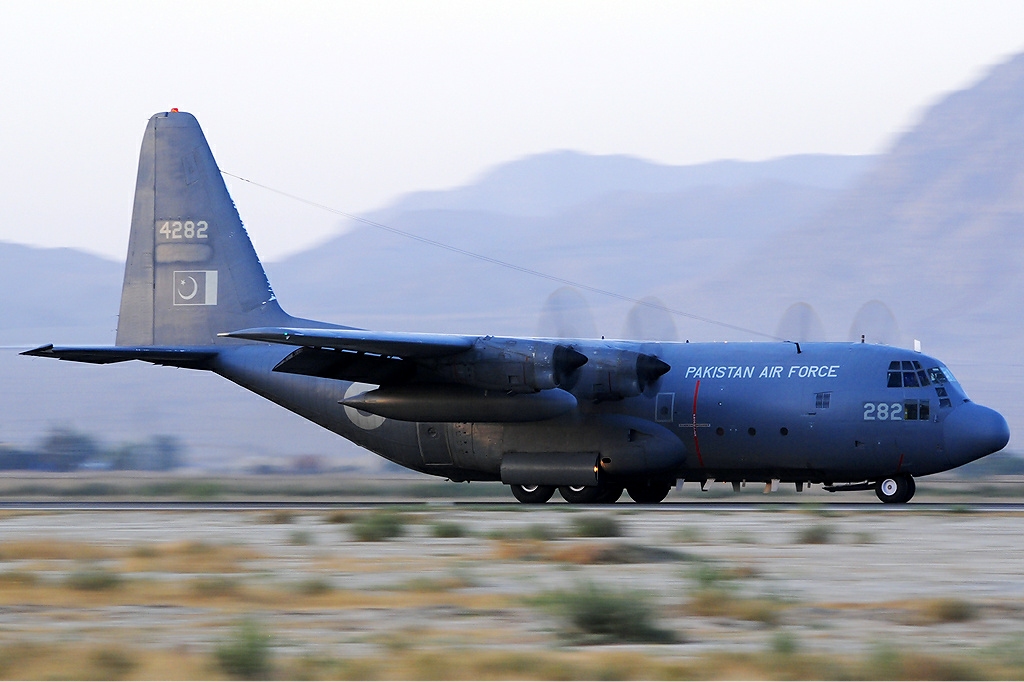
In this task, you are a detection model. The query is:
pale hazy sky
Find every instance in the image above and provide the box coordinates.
[2,1,1024,261]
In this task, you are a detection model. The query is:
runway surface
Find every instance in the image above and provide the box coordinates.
[1,500,1023,512]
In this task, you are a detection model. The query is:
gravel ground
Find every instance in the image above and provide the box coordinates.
[0,507,1020,666]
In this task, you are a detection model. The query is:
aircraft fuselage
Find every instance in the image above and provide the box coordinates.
[211,338,1005,487]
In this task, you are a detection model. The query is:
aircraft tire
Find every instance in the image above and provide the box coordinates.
[626,481,672,504]
[510,484,556,504]
[558,485,605,504]
[875,475,913,504]
[596,485,624,504]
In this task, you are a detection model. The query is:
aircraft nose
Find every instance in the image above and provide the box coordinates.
[943,402,1010,466]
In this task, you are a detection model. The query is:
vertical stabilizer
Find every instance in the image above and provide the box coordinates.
[116,111,292,346]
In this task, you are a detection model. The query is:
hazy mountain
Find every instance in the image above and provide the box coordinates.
[387,152,877,217]
[0,243,121,345]
[267,169,862,334]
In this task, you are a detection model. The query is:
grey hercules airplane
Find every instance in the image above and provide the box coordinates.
[23,111,1010,504]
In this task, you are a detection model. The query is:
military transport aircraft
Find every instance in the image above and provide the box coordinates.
[23,111,1010,504]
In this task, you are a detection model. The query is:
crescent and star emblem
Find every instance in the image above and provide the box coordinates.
[177,276,199,301]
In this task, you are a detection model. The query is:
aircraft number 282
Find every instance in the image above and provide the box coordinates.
[863,402,904,420]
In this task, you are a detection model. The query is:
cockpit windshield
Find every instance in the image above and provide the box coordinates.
[927,366,959,385]
[887,360,930,388]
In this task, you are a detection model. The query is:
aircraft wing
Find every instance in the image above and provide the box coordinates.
[20,345,218,369]
[219,327,483,385]
[219,327,477,358]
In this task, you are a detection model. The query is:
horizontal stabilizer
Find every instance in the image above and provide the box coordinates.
[220,327,476,358]
[21,344,217,369]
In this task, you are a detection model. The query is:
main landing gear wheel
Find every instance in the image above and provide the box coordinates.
[558,485,602,504]
[875,474,915,504]
[597,485,624,504]
[626,481,673,504]
[510,484,555,504]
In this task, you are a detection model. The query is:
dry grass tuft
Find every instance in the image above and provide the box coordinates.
[0,539,113,561]
[324,510,354,524]
[260,510,296,524]
[686,589,783,625]
[899,597,980,625]
[120,540,262,574]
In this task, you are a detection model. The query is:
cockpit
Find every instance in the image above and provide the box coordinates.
[886,360,959,409]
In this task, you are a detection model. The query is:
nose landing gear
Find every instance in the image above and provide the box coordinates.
[875,474,916,504]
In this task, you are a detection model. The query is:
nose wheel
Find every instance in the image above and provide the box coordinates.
[875,474,915,503]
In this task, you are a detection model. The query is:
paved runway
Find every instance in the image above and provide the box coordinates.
[1,500,1023,512]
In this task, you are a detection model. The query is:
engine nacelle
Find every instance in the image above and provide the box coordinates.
[562,346,671,401]
[427,338,588,393]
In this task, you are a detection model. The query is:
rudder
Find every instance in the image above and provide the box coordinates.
[116,111,292,346]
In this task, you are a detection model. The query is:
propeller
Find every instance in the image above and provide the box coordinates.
[621,296,678,342]
[848,300,902,346]
[775,302,826,342]
[537,286,597,339]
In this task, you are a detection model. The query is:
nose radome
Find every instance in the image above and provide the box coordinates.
[944,402,1010,467]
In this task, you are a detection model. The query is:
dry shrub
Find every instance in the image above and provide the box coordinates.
[65,568,123,591]
[490,539,546,561]
[215,618,273,680]
[121,540,261,573]
[431,521,468,538]
[402,574,474,593]
[0,539,112,561]
[534,582,676,644]
[796,523,835,544]
[261,510,295,524]
[571,514,622,538]
[548,542,682,564]
[861,646,977,680]
[294,577,333,596]
[350,510,406,541]
[89,647,137,680]
[904,597,979,625]
[324,510,353,524]
[288,530,314,546]
[0,570,38,587]
[191,576,241,597]
[0,643,209,680]
[687,589,781,625]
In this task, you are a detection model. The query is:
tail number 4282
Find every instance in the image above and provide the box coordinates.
[158,220,208,240]
[864,402,903,421]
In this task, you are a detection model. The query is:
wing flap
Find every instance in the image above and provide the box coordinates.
[272,346,415,384]
[219,327,477,358]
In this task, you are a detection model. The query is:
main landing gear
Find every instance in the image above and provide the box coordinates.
[558,484,623,504]
[509,484,556,504]
[875,474,916,504]
[509,479,674,504]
